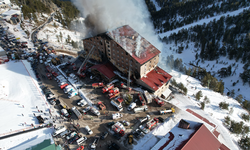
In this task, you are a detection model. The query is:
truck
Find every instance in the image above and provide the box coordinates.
[146,117,159,129]
[138,93,146,106]
[134,105,148,113]
[72,107,82,119]
[46,73,52,80]
[97,101,106,110]
[90,137,99,150]
[143,90,153,104]
[60,83,69,89]
[61,109,70,118]
[112,113,123,119]
[53,126,67,137]
[111,100,123,111]
[109,91,120,99]
[154,97,164,106]
[111,122,126,136]
[139,115,150,124]
[159,107,175,115]
[92,82,104,88]
[102,84,114,93]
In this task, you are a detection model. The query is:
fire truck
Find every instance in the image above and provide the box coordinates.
[146,117,159,129]
[102,84,114,93]
[97,101,106,110]
[112,122,126,136]
[46,73,52,80]
[109,91,120,99]
[154,97,164,106]
[51,71,58,77]
[138,93,146,106]
[92,82,104,88]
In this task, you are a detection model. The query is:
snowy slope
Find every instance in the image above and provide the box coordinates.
[37,21,82,50]
[0,61,58,149]
[0,128,54,150]
[156,6,250,100]
[132,69,243,149]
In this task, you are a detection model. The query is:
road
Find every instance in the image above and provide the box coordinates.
[31,12,55,43]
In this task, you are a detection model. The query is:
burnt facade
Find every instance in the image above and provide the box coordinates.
[82,25,171,97]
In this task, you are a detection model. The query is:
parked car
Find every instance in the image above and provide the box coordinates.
[139,125,149,134]
[66,132,77,140]
[107,121,115,128]
[122,120,130,126]
[108,142,120,150]
[113,133,121,140]
[68,135,79,144]
[85,126,93,135]
[100,131,108,140]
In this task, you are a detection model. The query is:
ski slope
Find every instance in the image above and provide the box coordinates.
[0,61,56,150]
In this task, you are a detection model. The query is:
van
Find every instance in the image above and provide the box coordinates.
[53,126,66,137]
[76,136,87,145]
[127,102,136,111]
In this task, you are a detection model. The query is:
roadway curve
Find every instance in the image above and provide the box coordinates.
[31,12,55,43]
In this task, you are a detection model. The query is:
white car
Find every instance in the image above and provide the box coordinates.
[77,99,87,107]
[85,126,93,135]
[112,113,123,120]
[127,102,136,111]
[90,107,100,116]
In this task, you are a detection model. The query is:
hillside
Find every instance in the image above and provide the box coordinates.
[144,0,250,149]
[145,0,250,101]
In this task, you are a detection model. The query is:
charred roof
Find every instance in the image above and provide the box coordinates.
[106,25,160,65]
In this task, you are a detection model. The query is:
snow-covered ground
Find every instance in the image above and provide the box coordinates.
[132,69,244,150]
[0,60,60,149]
[0,128,54,150]
[37,21,82,50]
[155,5,250,100]
[6,22,34,49]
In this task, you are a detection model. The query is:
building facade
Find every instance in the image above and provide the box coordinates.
[82,25,171,97]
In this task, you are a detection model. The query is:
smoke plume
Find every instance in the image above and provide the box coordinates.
[71,0,163,50]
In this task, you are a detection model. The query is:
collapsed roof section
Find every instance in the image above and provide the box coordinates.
[140,66,172,91]
[106,25,161,65]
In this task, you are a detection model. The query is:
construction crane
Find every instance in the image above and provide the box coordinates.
[77,46,95,75]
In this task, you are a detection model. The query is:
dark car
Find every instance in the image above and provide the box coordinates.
[158,117,164,123]
[107,121,115,128]
[113,133,121,140]
[67,109,73,115]
[100,131,108,140]
[68,135,79,144]
[108,142,120,150]
[55,100,60,105]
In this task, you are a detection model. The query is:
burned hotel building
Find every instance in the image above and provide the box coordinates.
[82,25,172,98]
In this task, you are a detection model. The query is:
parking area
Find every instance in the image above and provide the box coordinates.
[36,58,177,150]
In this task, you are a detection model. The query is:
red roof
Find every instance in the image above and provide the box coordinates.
[90,63,115,79]
[186,109,216,128]
[106,25,161,65]
[140,66,172,91]
[181,124,222,150]
[219,144,231,150]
